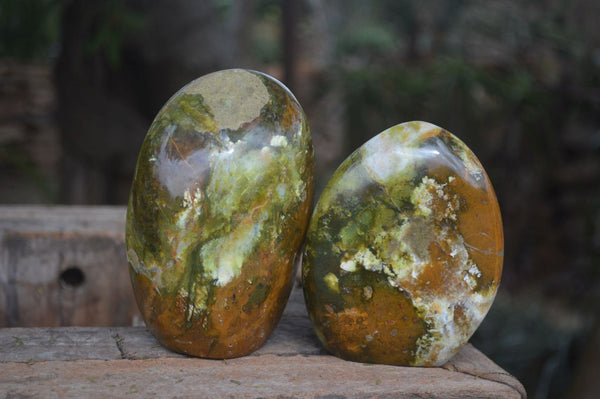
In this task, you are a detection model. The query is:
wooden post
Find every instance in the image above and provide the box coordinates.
[0,206,139,327]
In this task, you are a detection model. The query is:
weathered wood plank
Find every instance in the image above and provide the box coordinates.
[0,288,321,362]
[0,205,139,327]
[0,287,526,398]
[0,205,526,398]
[0,205,127,234]
[0,326,122,362]
[0,353,523,399]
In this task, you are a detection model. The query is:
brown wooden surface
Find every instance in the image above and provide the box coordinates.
[0,205,526,398]
[0,288,526,398]
[0,205,139,327]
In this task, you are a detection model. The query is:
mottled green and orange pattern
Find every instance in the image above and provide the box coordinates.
[126,69,314,358]
[302,121,503,366]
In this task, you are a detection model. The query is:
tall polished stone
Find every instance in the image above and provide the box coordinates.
[127,69,314,358]
[303,121,503,366]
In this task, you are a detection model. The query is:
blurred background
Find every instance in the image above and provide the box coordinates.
[1,0,599,397]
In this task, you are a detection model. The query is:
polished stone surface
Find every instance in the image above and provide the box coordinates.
[126,69,314,358]
[302,121,503,366]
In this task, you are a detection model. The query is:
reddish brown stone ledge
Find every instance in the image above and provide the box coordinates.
[0,288,525,399]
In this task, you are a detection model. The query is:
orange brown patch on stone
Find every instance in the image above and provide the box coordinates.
[323,286,426,365]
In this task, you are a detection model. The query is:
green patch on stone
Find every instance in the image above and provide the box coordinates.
[244,282,271,313]
[324,272,339,293]
[158,93,217,135]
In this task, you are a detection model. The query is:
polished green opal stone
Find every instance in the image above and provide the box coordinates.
[126,69,314,358]
[302,121,503,367]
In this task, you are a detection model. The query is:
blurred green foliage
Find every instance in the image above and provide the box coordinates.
[84,0,145,68]
[0,0,144,65]
[253,0,281,64]
[335,25,396,60]
[0,144,58,202]
[331,0,600,192]
[0,0,61,60]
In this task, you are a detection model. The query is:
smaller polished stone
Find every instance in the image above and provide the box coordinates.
[302,121,503,367]
[126,69,315,359]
